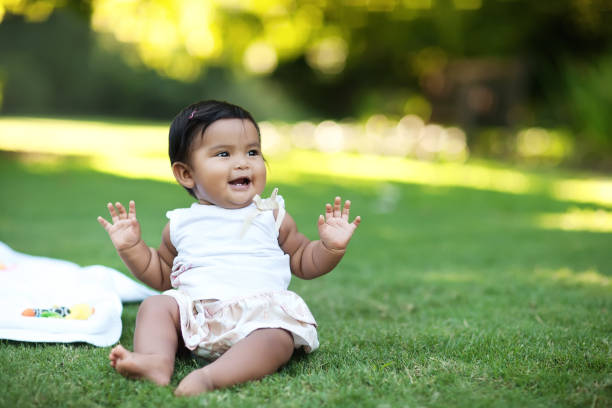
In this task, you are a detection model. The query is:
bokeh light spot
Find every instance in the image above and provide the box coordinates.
[243,41,278,75]
[306,36,348,75]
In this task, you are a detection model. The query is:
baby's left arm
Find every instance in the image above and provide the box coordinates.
[279,197,361,279]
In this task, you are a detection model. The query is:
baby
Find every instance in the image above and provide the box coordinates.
[97,100,361,396]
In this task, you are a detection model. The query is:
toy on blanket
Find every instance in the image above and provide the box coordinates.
[21,303,95,320]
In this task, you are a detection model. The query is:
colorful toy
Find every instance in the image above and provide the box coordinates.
[21,303,95,320]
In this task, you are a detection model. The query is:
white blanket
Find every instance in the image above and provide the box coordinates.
[0,241,157,347]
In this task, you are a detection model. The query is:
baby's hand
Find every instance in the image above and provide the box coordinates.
[97,201,142,251]
[318,197,361,253]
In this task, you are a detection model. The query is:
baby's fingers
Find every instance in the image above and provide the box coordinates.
[97,216,111,231]
[333,196,342,218]
[324,203,333,221]
[342,200,351,220]
[352,215,362,228]
[116,202,128,219]
[318,214,326,227]
[107,202,119,222]
[324,197,342,220]
[128,200,137,219]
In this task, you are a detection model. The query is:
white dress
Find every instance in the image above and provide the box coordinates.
[162,190,319,360]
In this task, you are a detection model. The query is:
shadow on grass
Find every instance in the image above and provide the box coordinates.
[1,150,609,301]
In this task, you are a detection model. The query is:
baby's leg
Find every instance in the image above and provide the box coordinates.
[175,328,294,396]
[109,295,180,385]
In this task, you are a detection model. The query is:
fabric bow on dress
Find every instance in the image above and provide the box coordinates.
[240,188,285,238]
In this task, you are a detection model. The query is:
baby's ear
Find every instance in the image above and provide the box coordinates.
[172,162,195,189]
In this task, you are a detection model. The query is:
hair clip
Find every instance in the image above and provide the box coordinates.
[188,109,197,120]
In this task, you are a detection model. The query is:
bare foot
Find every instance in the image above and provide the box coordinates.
[174,368,214,396]
[109,344,174,386]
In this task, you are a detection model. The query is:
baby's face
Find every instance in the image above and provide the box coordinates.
[187,118,266,209]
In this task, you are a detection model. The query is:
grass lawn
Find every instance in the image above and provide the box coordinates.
[0,118,611,407]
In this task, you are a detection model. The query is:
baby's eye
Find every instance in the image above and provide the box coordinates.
[248,149,259,156]
[216,151,229,157]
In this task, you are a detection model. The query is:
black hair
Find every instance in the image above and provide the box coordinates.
[168,100,260,198]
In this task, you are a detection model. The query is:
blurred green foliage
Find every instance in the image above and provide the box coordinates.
[1,0,612,167]
[564,56,612,157]
[0,4,311,120]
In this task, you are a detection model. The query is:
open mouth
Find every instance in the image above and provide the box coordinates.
[229,177,251,186]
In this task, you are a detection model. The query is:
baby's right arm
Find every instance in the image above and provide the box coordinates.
[97,201,175,291]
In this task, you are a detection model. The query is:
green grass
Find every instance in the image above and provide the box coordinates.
[0,151,610,407]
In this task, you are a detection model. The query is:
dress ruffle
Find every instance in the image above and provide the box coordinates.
[163,289,319,360]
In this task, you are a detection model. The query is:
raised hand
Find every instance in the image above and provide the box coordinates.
[97,201,142,251]
[317,197,361,252]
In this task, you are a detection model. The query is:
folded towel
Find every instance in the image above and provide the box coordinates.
[0,241,157,347]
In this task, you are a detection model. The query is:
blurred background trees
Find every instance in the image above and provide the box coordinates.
[1,0,611,168]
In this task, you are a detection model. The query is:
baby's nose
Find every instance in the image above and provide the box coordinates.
[234,157,249,169]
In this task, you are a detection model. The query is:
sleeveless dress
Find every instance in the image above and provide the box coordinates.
[162,190,319,360]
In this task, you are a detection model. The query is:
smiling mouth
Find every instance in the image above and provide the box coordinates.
[229,177,251,186]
